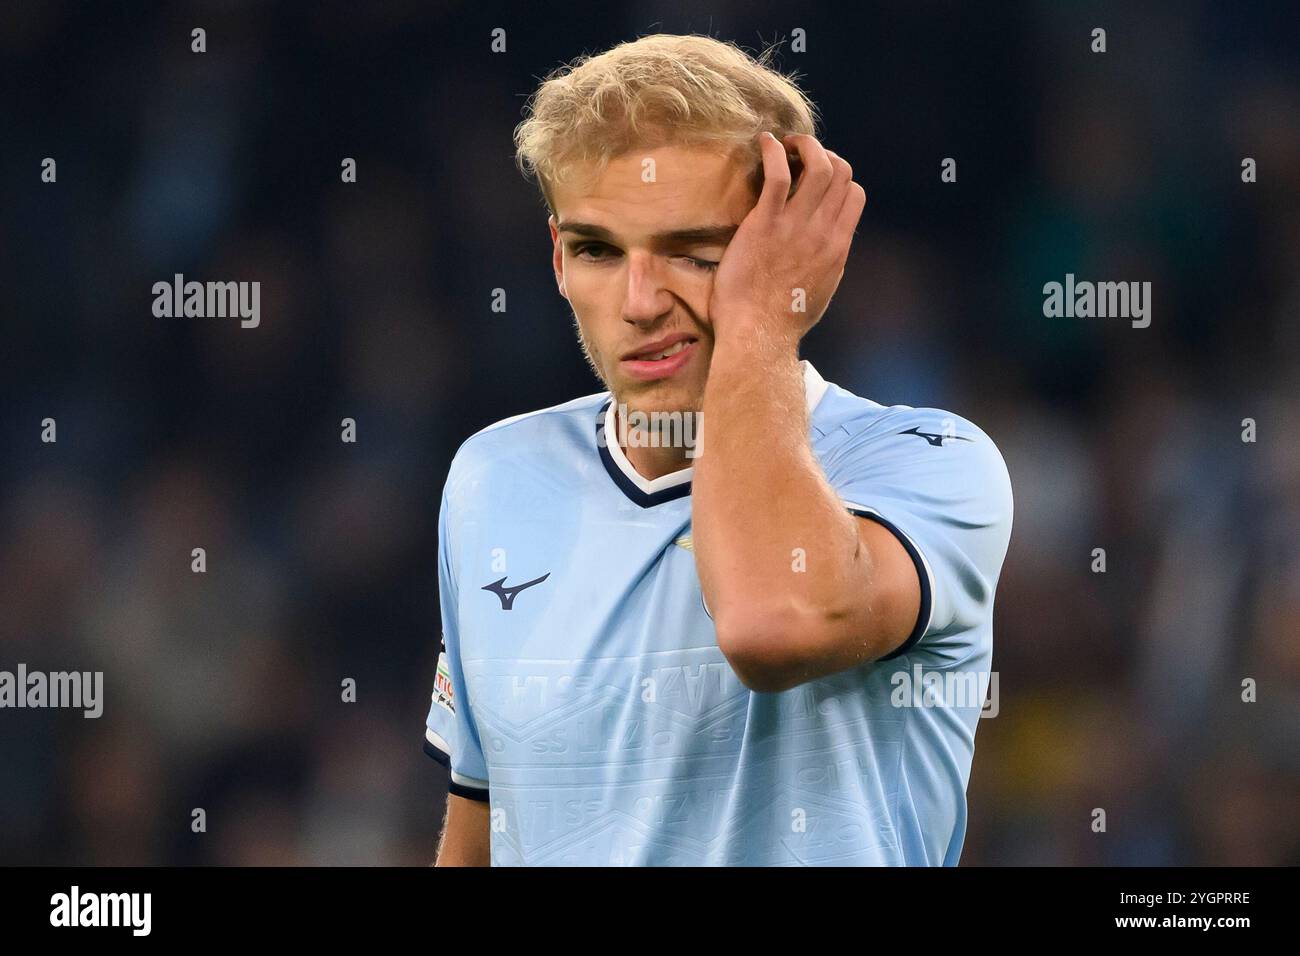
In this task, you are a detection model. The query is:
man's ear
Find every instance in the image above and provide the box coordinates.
[548,215,568,299]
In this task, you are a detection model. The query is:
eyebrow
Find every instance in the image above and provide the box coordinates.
[557,221,739,244]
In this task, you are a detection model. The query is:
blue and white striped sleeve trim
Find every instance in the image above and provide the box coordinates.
[424,727,489,802]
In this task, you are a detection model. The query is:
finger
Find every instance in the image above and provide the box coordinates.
[782,133,834,214]
[755,131,791,216]
[819,150,854,225]
[833,181,867,241]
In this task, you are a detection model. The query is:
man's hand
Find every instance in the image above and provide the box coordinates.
[707,132,866,347]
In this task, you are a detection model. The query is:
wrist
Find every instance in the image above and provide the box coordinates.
[705,335,802,390]
[709,313,802,367]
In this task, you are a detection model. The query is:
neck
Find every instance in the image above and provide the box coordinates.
[616,406,694,481]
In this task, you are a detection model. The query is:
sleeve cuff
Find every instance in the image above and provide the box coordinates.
[843,502,935,660]
[424,727,490,801]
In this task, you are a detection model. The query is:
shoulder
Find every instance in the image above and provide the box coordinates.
[444,389,608,497]
[812,379,1012,515]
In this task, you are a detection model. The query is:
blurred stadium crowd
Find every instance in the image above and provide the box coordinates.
[1,2,1297,865]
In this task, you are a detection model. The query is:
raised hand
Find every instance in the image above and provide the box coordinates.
[707,132,866,349]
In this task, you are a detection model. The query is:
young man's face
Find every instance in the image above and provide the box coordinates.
[548,143,759,417]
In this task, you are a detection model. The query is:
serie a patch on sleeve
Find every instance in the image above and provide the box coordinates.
[432,637,455,715]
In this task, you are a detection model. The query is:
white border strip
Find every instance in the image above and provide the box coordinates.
[426,727,489,791]
[451,770,490,791]
[425,725,452,755]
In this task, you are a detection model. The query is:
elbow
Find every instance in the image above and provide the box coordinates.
[714,604,822,694]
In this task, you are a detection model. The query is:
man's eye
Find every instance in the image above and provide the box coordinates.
[571,244,716,271]
[573,243,616,262]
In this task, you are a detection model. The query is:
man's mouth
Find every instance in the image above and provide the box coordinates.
[632,339,691,361]
[620,334,699,381]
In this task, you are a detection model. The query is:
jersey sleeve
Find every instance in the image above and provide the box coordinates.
[423,481,490,801]
[820,410,1014,661]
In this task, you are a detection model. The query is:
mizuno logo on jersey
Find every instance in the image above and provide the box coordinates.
[482,573,551,610]
[899,425,973,447]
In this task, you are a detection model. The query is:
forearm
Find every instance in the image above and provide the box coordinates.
[433,794,491,866]
[687,130,882,689]
[693,334,865,678]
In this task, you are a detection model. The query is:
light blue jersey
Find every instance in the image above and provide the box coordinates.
[424,361,1013,865]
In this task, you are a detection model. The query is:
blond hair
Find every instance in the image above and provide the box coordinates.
[514,34,819,212]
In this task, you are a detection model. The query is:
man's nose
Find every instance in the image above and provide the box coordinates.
[622,251,672,326]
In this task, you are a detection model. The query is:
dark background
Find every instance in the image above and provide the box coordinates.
[1,0,1297,865]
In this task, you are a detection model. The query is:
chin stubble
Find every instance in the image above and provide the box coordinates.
[571,310,706,418]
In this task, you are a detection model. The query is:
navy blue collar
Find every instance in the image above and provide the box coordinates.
[595,361,830,509]
[595,400,694,508]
